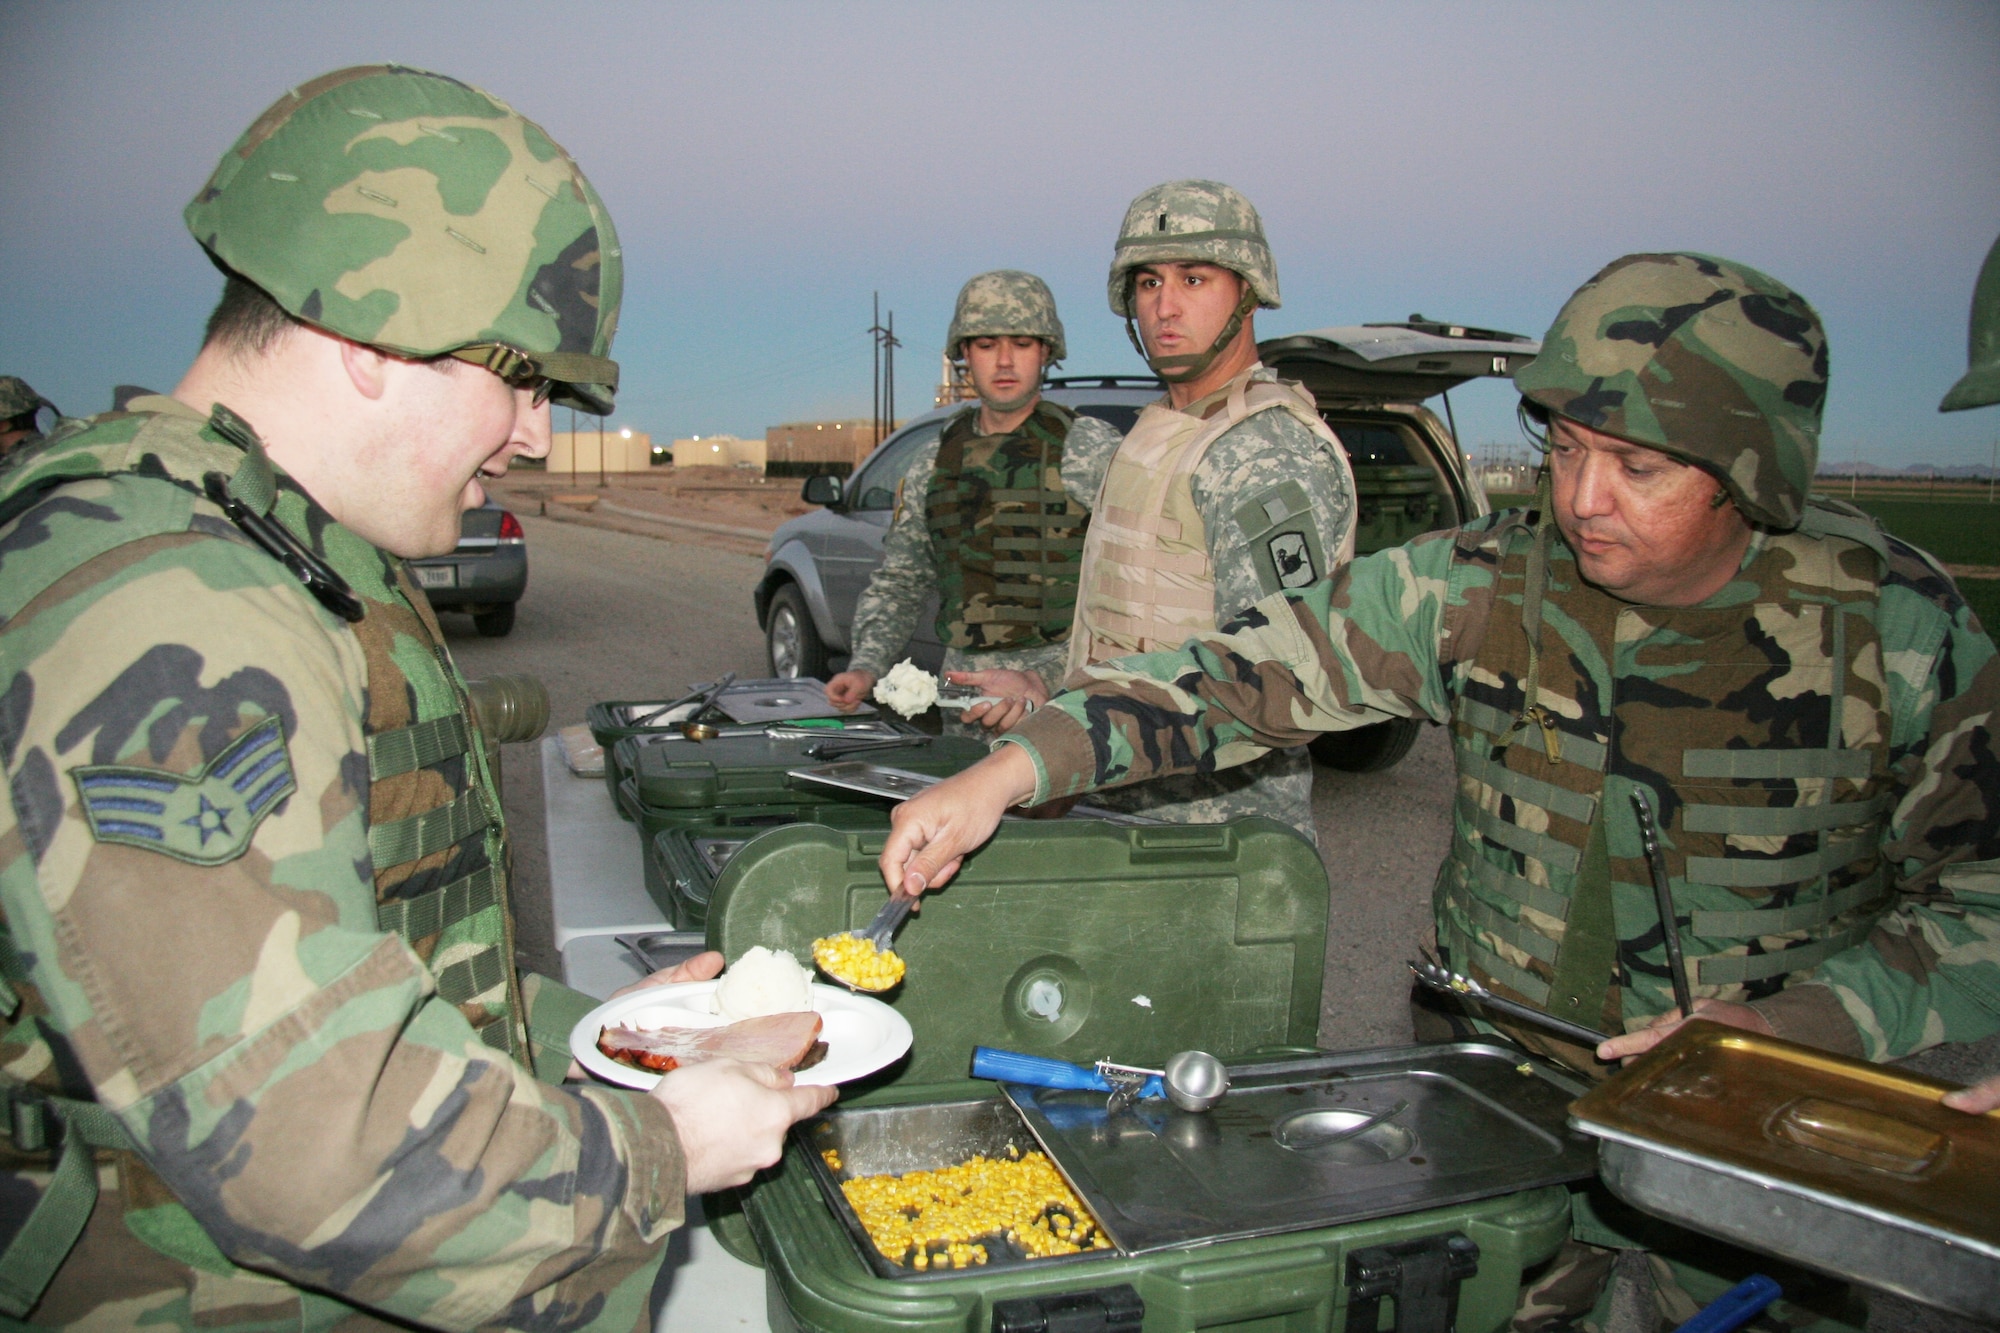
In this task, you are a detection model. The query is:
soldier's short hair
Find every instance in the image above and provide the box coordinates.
[202,274,303,358]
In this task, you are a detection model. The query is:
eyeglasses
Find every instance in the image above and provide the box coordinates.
[449,344,557,406]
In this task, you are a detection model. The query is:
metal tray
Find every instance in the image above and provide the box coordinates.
[797,1097,1112,1281]
[1568,1022,2000,1319]
[788,762,1162,825]
[1004,1041,1596,1254]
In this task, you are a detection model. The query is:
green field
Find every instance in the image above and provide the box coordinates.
[1484,491,2000,631]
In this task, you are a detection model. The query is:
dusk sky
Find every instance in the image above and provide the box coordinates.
[4,1,1997,466]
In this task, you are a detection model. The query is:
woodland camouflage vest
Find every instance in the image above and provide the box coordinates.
[0,405,521,1307]
[1439,501,1903,1057]
[924,401,1085,652]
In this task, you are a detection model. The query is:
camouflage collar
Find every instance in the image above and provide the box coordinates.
[1175,362,1275,421]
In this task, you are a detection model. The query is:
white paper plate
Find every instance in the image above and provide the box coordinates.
[570,980,912,1090]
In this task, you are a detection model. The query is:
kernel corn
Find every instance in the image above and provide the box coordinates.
[812,933,907,991]
[840,1150,1109,1268]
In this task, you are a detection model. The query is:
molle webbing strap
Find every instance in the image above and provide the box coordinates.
[367,788,491,868]
[435,947,509,1013]
[1456,698,1608,772]
[1686,834,1872,889]
[0,1083,135,1317]
[1456,745,1597,825]
[1442,915,1550,1006]
[1497,469,1561,761]
[1454,846,1577,923]
[1543,806,1620,1032]
[1681,748,1871,781]
[366,713,472,782]
[1456,793,1582,875]
[1682,791,1891,837]
[1697,918,1879,986]
[1692,868,1888,939]
[376,864,502,942]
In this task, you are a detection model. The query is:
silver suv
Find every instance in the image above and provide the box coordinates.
[755,320,1536,772]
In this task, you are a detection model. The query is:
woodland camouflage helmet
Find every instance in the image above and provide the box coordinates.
[945,270,1066,363]
[185,65,622,414]
[1108,179,1279,382]
[0,376,55,423]
[1941,233,2000,412]
[1514,252,1827,530]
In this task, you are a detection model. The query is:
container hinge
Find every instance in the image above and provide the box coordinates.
[1345,1232,1480,1333]
[992,1282,1144,1333]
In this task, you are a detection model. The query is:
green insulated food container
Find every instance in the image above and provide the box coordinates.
[699,820,1592,1331]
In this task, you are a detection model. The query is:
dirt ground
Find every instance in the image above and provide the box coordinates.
[494,467,809,537]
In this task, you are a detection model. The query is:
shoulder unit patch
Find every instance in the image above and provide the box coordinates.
[70,714,295,865]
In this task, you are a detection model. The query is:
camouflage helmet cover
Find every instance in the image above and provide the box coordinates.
[1940,232,2000,412]
[185,65,622,413]
[1107,179,1280,316]
[946,270,1067,363]
[0,376,55,423]
[1514,252,1827,530]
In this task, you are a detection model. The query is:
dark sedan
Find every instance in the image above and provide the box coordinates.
[408,501,527,636]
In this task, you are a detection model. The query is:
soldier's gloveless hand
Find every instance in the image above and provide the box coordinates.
[825,670,877,710]
[1592,999,1773,1064]
[949,668,1048,732]
[1941,1072,2000,1114]
[652,1059,839,1195]
[880,747,1038,893]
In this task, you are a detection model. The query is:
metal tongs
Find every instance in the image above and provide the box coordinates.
[933,682,1034,714]
[1408,956,1609,1048]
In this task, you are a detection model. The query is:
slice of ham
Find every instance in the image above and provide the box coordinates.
[598,1011,825,1074]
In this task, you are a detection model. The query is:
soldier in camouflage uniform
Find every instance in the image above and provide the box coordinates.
[0,66,833,1330]
[1937,232,2000,1120]
[825,271,1121,735]
[882,253,2000,1329]
[965,181,1356,840]
[0,376,59,457]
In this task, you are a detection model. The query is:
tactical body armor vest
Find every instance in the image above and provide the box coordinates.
[0,402,520,1310]
[1068,371,1354,672]
[1439,499,1904,1059]
[924,401,1086,652]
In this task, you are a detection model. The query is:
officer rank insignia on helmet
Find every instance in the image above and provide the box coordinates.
[70,715,295,865]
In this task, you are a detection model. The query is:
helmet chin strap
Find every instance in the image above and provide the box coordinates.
[979,385,1039,416]
[1126,286,1258,384]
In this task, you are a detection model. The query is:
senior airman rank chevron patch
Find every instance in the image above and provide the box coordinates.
[70,714,296,865]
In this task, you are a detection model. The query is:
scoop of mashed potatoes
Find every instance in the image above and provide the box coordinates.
[713,946,814,1020]
[873,660,940,718]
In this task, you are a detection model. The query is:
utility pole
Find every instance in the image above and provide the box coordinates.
[1989,437,1996,504]
[597,414,606,489]
[869,292,882,448]
[568,405,577,487]
[867,296,901,447]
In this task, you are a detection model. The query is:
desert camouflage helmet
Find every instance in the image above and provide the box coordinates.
[1106,179,1280,315]
[184,65,622,414]
[1941,233,2000,412]
[0,376,55,423]
[1514,252,1827,530]
[946,270,1066,363]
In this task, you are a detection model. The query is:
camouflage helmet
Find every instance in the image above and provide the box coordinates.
[184,65,622,414]
[0,376,55,423]
[946,270,1066,363]
[1514,252,1827,530]
[1941,233,2000,412]
[1106,179,1280,316]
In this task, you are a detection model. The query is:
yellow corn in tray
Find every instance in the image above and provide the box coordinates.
[839,1150,1111,1269]
[812,933,906,991]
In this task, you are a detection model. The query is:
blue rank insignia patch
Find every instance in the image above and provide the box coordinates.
[70,715,295,865]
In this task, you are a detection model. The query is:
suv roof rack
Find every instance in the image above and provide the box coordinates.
[1365,315,1534,345]
[1045,374,1164,389]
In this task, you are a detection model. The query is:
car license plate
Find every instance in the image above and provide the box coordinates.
[414,565,456,589]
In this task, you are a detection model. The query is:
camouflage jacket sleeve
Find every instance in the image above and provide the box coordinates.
[1190,405,1358,620]
[0,518,683,1327]
[1751,543,2000,1059]
[1002,523,1479,801]
[847,438,941,678]
[1058,414,1124,511]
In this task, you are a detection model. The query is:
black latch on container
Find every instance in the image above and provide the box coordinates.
[992,1283,1144,1333]
[1345,1232,1480,1333]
